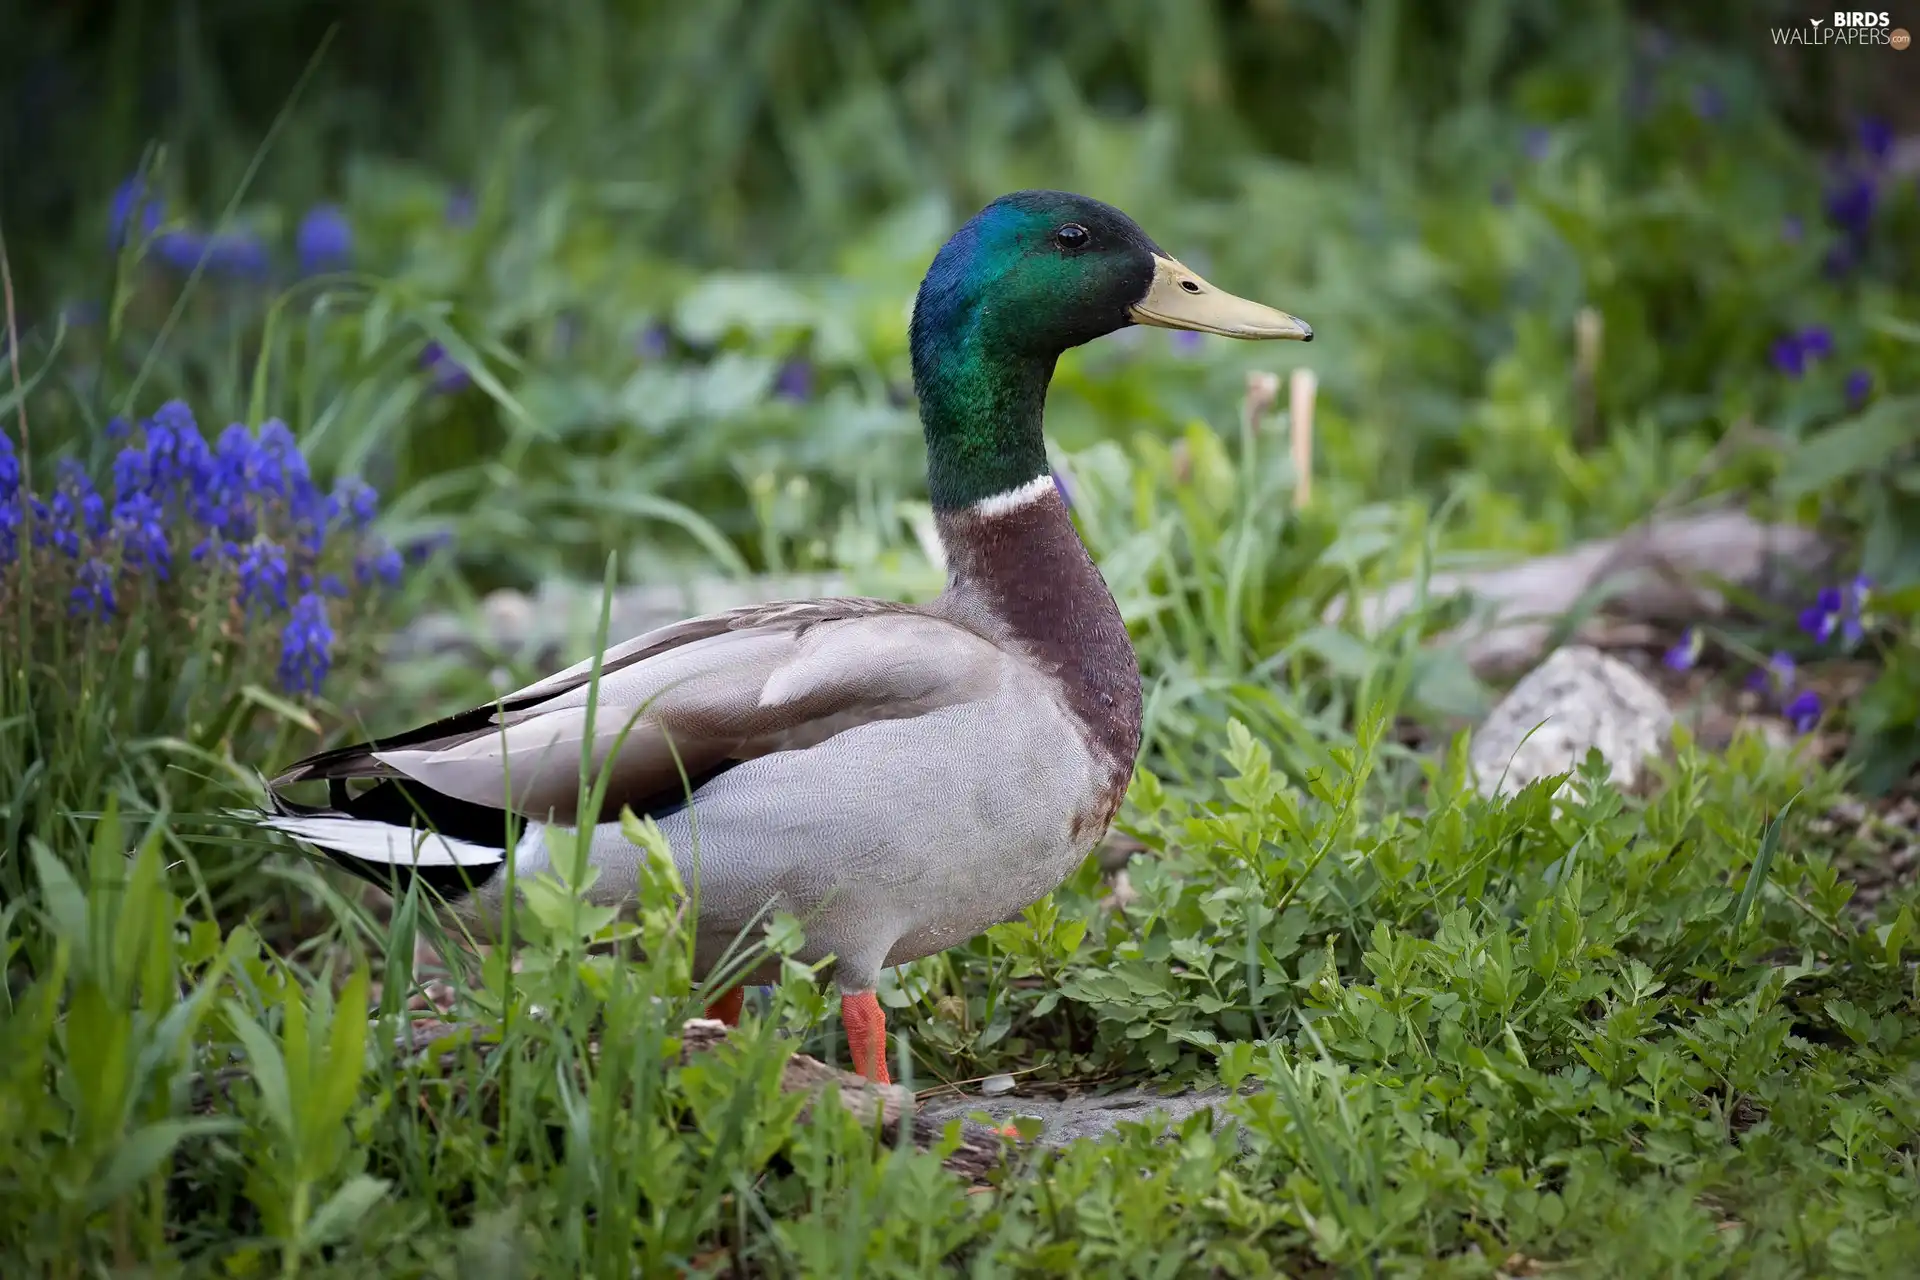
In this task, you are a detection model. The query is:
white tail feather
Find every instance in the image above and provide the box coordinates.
[256,814,515,868]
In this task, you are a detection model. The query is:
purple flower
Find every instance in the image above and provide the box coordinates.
[70,559,117,619]
[1860,117,1894,164]
[773,358,813,403]
[1770,327,1833,379]
[1746,650,1796,694]
[1663,627,1704,672]
[1842,576,1872,644]
[635,323,671,360]
[1052,469,1073,511]
[1770,335,1808,378]
[1800,585,1842,642]
[1825,172,1878,235]
[421,342,471,394]
[1690,85,1725,121]
[109,175,163,249]
[1783,690,1822,734]
[1170,330,1204,357]
[446,189,476,226]
[295,204,352,275]
[1522,127,1552,161]
[1845,369,1872,407]
[278,592,335,696]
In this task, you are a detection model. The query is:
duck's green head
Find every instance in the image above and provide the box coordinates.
[911,190,1312,511]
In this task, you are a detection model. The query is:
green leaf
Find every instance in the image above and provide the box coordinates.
[30,839,89,957]
[1776,396,1920,497]
[224,1000,294,1141]
[87,1118,238,1213]
[303,1174,392,1247]
[316,968,371,1135]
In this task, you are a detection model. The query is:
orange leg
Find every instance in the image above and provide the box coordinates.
[840,991,891,1084]
[705,986,745,1027]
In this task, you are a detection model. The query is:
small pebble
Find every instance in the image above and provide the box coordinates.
[981,1073,1017,1096]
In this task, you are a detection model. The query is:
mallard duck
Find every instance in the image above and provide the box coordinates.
[262,191,1311,1082]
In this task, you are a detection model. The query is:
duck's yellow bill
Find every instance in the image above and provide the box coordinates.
[1129,255,1313,341]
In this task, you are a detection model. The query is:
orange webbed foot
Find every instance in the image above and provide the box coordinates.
[705,985,746,1027]
[841,990,891,1084]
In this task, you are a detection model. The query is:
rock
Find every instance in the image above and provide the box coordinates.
[1329,508,1834,679]
[913,1087,1230,1148]
[1470,645,1674,797]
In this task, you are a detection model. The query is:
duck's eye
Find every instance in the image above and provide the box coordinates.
[1054,223,1090,249]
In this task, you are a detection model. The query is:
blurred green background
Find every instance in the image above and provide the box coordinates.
[4,0,1917,695]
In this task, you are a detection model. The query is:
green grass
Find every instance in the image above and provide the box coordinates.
[3,1,1920,1273]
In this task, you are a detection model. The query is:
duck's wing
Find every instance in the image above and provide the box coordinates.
[269,597,1011,831]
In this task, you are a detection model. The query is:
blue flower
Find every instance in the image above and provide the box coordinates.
[0,430,19,564]
[1842,576,1872,644]
[773,358,813,403]
[1522,127,1551,161]
[152,229,271,279]
[1825,172,1878,236]
[236,540,290,614]
[1860,117,1894,164]
[1770,327,1833,379]
[332,477,379,528]
[70,559,117,619]
[1052,469,1073,511]
[1170,330,1204,357]
[635,322,671,360]
[41,460,108,557]
[1690,85,1724,121]
[278,592,335,696]
[1800,586,1842,642]
[152,230,210,273]
[207,232,271,280]
[1845,369,1872,407]
[295,204,353,275]
[109,175,163,249]
[1769,336,1804,377]
[0,428,19,499]
[421,342,472,394]
[446,189,476,226]
[1745,650,1796,694]
[1662,627,1704,672]
[355,543,404,588]
[114,490,171,578]
[1783,690,1822,734]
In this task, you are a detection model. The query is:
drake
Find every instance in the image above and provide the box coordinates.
[262,191,1312,1083]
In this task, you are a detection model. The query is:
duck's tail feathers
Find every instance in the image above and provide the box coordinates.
[253,783,525,903]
